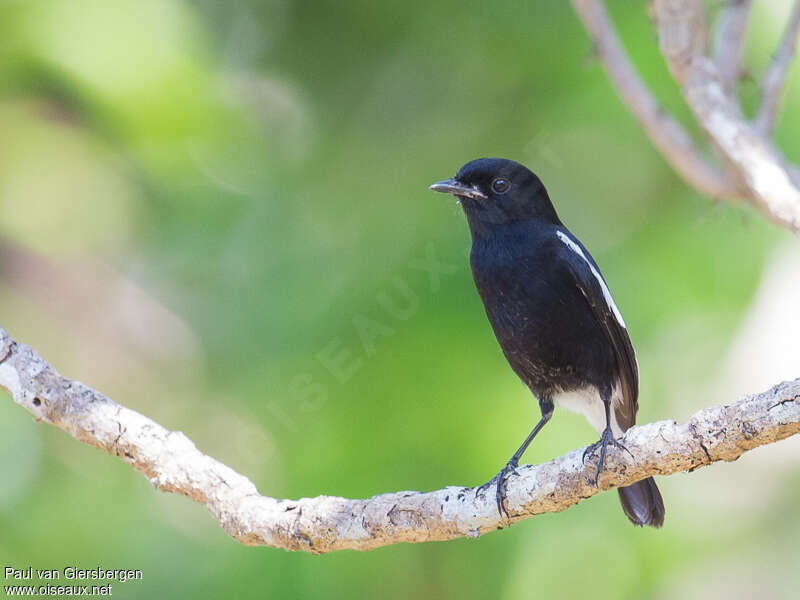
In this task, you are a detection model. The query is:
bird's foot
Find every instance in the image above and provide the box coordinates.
[476,459,519,518]
[582,428,632,486]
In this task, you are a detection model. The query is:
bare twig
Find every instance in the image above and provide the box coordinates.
[650,0,800,231]
[2,325,798,553]
[571,0,800,230]
[754,0,800,136]
[571,0,741,199]
[651,0,711,85]
[713,0,753,94]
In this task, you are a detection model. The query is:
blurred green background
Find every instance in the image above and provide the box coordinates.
[1,0,799,598]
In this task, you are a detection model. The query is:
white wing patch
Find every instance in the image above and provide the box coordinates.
[556,230,627,329]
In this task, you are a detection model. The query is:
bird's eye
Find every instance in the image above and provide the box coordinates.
[491,178,510,194]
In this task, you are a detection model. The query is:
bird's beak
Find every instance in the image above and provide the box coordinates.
[428,178,487,200]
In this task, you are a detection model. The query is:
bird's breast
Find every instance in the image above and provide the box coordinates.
[468,228,617,395]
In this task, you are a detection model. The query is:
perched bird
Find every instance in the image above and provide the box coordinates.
[429,158,664,527]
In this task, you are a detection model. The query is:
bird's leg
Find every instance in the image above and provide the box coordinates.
[478,398,553,518]
[582,396,632,486]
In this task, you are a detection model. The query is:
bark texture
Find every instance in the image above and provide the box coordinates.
[2,326,798,554]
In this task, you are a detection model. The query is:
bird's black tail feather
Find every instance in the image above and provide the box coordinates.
[617,477,665,528]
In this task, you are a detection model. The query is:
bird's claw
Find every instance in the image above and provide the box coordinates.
[582,429,632,486]
[476,460,519,519]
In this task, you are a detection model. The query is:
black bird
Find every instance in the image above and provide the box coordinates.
[429,158,664,528]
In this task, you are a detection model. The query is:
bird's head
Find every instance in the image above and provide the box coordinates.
[429,158,560,236]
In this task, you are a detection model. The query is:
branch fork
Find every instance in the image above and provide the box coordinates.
[572,0,800,232]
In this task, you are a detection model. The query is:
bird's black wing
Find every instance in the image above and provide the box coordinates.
[554,232,639,430]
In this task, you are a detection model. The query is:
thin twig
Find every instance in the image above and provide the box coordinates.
[2,325,799,554]
[643,0,800,232]
[713,0,753,95]
[571,0,741,200]
[755,0,800,136]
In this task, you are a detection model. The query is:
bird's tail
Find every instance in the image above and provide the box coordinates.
[617,477,665,528]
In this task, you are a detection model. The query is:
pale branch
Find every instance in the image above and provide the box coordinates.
[570,0,741,199]
[2,326,799,554]
[651,0,800,232]
[754,0,800,137]
[572,0,800,232]
[713,0,753,95]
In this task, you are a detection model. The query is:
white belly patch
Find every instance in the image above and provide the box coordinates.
[554,385,624,437]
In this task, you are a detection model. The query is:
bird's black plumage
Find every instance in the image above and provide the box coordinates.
[430,158,664,528]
